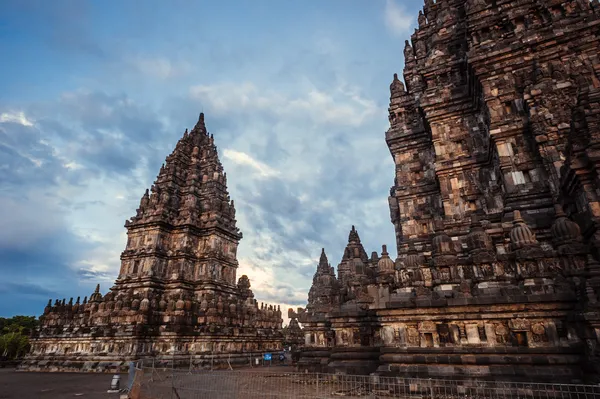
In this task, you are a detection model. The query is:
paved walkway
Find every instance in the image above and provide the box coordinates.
[0,368,127,399]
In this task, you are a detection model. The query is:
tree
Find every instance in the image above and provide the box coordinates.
[0,316,38,335]
[0,316,38,360]
[0,332,30,359]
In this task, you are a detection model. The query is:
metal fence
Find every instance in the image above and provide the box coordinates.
[130,363,600,399]
[134,352,287,372]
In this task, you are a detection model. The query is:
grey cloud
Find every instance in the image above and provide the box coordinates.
[21,91,173,179]
[77,269,114,282]
[0,219,97,316]
[0,91,171,316]
[0,283,60,299]
[201,97,395,307]
[252,283,307,307]
[70,200,107,211]
[0,22,398,313]
[0,123,69,190]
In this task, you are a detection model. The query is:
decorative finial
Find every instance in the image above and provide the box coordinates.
[390,73,406,94]
[348,225,361,243]
[193,112,206,132]
[513,210,524,223]
[510,209,538,249]
[554,204,567,218]
[319,248,329,267]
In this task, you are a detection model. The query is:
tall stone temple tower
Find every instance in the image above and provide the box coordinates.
[22,114,283,372]
[299,0,600,382]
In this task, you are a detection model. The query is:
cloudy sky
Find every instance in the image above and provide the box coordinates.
[0,0,420,319]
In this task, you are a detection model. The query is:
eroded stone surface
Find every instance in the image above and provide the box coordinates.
[299,0,600,382]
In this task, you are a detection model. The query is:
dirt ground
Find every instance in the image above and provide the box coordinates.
[0,368,128,399]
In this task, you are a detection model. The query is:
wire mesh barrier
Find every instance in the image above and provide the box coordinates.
[133,352,287,373]
[130,363,600,399]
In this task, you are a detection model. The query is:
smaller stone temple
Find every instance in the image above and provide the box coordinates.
[21,114,284,372]
[284,309,304,350]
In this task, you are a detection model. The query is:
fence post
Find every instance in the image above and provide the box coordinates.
[170,357,174,399]
[316,372,319,397]
[429,378,434,399]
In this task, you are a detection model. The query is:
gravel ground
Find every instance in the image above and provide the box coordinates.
[0,368,128,399]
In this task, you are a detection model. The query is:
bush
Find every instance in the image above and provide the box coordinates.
[0,332,30,359]
[0,316,38,360]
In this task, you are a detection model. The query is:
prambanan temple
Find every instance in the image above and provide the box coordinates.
[21,115,284,371]
[297,0,600,383]
[22,0,600,383]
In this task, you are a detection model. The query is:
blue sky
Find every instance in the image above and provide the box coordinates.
[0,0,420,319]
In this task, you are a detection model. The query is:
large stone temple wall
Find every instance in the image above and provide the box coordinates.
[21,114,284,372]
[298,0,600,383]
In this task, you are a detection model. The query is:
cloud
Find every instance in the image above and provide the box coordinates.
[0,75,396,322]
[223,149,280,178]
[0,194,98,316]
[192,79,396,315]
[0,96,167,316]
[127,56,192,79]
[0,111,34,126]
[0,196,64,250]
[32,90,172,178]
[0,283,59,298]
[189,80,380,128]
[384,0,414,36]
[0,1,413,319]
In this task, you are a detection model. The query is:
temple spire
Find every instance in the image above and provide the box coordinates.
[318,248,329,272]
[348,225,361,243]
[390,73,405,97]
[193,112,206,133]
